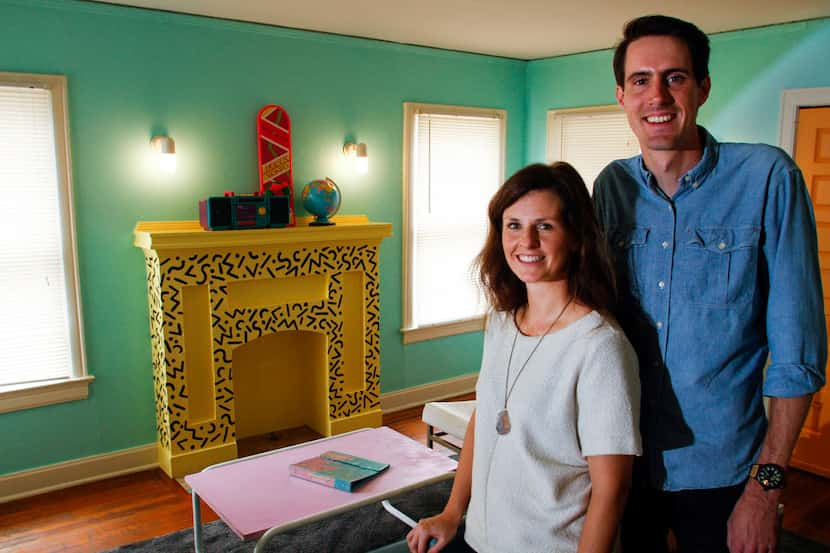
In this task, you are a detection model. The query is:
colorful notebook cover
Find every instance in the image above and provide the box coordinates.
[289,450,389,492]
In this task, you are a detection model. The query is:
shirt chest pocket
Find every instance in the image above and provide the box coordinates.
[609,227,650,299]
[678,226,761,306]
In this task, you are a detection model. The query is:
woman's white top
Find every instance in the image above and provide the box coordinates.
[465,310,642,553]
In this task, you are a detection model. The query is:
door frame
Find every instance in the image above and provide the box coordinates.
[779,87,830,155]
[781,87,830,478]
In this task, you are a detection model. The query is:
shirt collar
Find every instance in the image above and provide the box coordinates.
[636,126,720,193]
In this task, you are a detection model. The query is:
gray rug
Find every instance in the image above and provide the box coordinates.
[103,479,454,553]
[104,478,828,552]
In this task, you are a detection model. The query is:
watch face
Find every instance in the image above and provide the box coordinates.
[756,464,785,489]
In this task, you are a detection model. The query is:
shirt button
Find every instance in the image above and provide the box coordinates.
[693,181,700,189]
[656,321,663,329]
[718,241,727,250]
[661,241,669,249]
[658,280,665,289]
[684,175,691,181]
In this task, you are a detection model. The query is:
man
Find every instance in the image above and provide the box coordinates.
[593,15,827,553]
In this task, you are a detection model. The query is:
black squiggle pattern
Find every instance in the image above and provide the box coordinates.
[142,244,382,455]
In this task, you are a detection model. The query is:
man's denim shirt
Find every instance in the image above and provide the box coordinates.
[593,128,827,491]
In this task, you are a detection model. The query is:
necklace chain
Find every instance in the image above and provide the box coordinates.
[502,295,575,410]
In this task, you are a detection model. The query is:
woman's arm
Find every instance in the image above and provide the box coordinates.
[577,454,633,553]
[407,412,476,553]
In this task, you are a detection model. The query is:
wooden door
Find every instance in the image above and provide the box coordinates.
[792,105,830,478]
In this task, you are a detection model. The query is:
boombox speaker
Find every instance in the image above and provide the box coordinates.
[199,193,293,230]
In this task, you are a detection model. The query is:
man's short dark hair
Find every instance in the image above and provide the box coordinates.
[613,15,710,87]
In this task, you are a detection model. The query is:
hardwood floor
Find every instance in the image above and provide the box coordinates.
[780,468,830,546]
[0,394,828,552]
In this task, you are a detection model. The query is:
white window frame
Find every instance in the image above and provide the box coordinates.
[546,104,639,193]
[0,73,92,414]
[401,102,506,344]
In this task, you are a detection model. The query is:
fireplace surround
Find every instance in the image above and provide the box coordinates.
[134,216,391,477]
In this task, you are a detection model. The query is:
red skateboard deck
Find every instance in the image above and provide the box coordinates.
[257,104,295,226]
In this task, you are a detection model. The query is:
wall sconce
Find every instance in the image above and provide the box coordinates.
[343,142,368,174]
[150,135,176,173]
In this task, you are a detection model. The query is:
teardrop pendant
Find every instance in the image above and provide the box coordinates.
[496,408,511,435]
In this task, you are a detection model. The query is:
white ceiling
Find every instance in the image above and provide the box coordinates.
[90,0,830,60]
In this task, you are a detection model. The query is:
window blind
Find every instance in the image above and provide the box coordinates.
[411,111,502,327]
[549,109,640,193]
[0,84,75,387]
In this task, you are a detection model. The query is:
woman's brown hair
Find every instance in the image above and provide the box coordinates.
[475,162,616,314]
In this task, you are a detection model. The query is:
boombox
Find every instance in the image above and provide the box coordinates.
[199,193,293,230]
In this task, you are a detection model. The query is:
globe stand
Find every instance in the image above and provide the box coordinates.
[309,217,335,226]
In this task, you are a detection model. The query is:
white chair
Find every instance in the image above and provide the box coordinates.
[421,400,476,453]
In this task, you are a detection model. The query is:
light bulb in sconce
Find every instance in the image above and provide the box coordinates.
[354,143,368,174]
[343,142,368,175]
[150,135,176,173]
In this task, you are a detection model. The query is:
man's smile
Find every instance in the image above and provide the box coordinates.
[645,113,675,124]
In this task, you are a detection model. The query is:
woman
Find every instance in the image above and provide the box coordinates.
[407,163,641,553]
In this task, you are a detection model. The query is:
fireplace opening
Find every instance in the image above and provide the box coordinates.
[232,329,327,456]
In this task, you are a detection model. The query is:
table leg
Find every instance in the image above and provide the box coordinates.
[254,533,273,553]
[192,490,204,553]
[382,499,437,549]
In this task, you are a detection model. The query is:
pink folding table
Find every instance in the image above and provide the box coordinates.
[185,426,458,552]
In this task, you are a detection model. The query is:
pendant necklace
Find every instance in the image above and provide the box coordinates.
[496,295,574,436]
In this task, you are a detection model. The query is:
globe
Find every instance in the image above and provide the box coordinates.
[302,177,342,226]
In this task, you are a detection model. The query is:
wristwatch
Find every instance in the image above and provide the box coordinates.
[749,463,786,490]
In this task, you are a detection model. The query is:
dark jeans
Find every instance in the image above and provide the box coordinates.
[621,482,746,553]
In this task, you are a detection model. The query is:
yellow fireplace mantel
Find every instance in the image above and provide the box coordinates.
[134,215,392,477]
[134,215,391,249]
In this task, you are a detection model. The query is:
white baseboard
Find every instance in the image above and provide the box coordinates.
[381,373,477,413]
[0,376,478,504]
[0,443,157,504]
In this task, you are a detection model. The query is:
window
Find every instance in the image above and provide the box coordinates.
[0,73,91,413]
[402,103,506,344]
[547,105,640,194]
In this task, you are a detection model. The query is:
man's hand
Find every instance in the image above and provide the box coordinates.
[726,484,780,553]
[727,395,812,552]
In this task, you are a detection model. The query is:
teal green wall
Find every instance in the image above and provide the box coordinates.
[2,0,829,477]
[0,0,524,474]
[526,18,830,163]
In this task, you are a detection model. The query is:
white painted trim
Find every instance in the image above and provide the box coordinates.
[546,109,563,163]
[381,373,478,413]
[0,72,88,405]
[401,102,505,341]
[0,376,94,414]
[778,87,830,156]
[0,443,157,504]
[401,316,485,344]
[402,102,417,332]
